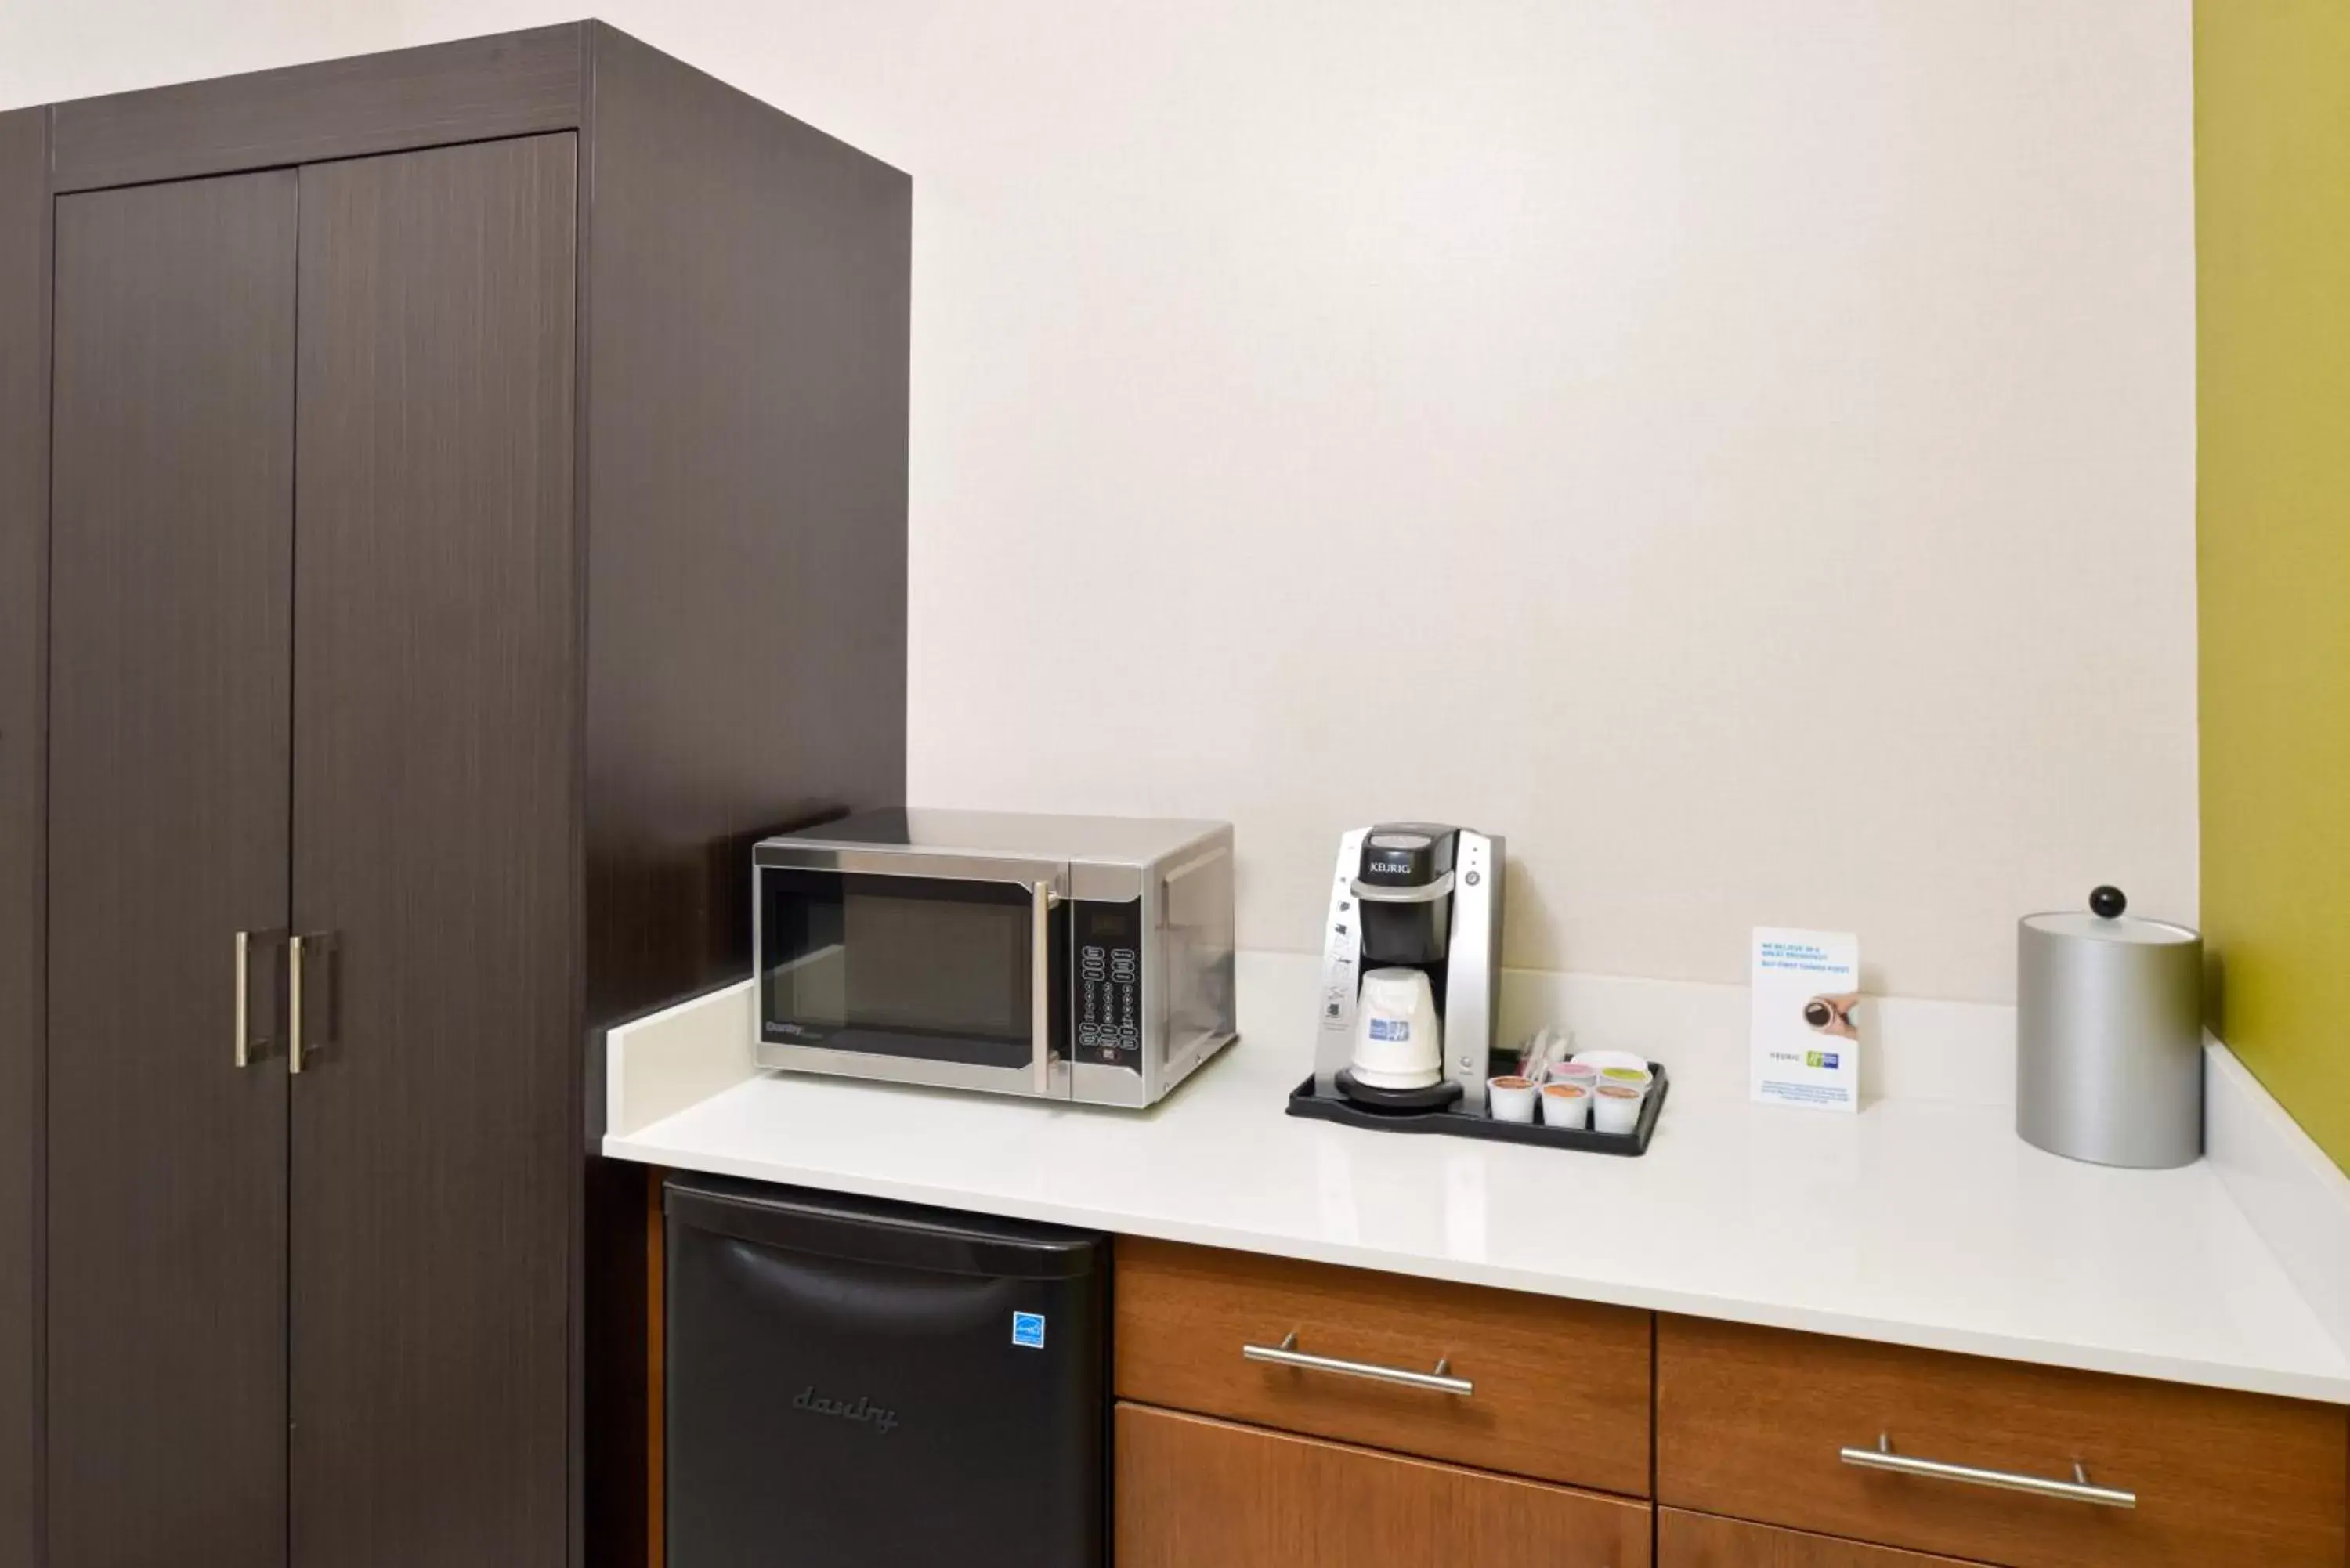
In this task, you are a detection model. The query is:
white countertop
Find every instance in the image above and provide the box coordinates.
[604,956,2350,1406]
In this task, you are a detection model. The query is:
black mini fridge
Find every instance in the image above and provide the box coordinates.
[663,1173,1108,1567]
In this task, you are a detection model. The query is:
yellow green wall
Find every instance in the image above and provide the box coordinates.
[2196,2,2350,1172]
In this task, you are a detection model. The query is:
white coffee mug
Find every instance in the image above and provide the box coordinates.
[1350,966,1444,1089]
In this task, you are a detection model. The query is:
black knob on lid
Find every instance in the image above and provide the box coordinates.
[2088,885,2128,919]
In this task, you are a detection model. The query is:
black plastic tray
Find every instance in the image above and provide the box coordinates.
[1285,1062,1668,1156]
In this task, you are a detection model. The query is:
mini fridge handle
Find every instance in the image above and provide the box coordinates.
[663,1176,1101,1281]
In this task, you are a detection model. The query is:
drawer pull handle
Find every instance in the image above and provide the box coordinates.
[1242,1331,1474,1396]
[1839,1433,2136,1509]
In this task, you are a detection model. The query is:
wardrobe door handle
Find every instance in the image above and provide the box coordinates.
[287,932,338,1076]
[233,928,284,1068]
[236,931,254,1068]
[288,934,307,1074]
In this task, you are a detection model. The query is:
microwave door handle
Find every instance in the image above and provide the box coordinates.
[1032,880,1061,1095]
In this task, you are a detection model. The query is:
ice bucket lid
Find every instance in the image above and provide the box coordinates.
[2021,885,2199,946]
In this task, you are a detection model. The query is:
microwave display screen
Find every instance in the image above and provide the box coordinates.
[760,868,1039,1069]
[1075,898,1142,1068]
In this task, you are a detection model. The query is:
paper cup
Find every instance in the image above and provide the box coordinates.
[1539,1082,1590,1129]
[1545,1060,1598,1089]
[1596,1064,1653,1093]
[1593,1083,1643,1135]
[1487,1075,1538,1124]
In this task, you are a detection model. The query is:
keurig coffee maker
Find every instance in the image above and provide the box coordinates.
[1312,823,1505,1116]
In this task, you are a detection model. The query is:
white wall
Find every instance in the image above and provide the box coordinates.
[0,1,399,107]
[3,1,2198,1002]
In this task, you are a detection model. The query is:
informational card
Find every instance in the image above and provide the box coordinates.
[1751,927,1861,1112]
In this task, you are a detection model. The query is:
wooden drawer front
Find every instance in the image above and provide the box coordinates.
[1115,1237,1651,1494]
[1657,1314,2348,1568]
[1661,1509,1988,1566]
[1116,1403,1652,1568]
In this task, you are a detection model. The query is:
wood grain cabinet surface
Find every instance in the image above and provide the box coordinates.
[1657,1313,2349,1568]
[1660,1510,1990,1567]
[48,24,585,190]
[45,165,299,1568]
[287,134,579,1568]
[14,24,912,1568]
[1115,1403,1653,1568]
[0,105,43,1568]
[1115,1236,1653,1497]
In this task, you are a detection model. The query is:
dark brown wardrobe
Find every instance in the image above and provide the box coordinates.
[0,24,909,1568]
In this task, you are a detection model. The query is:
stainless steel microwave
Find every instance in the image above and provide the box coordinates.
[752,810,1238,1107]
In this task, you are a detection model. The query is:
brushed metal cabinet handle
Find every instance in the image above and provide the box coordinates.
[233,928,285,1068]
[287,931,338,1077]
[288,934,306,1075]
[234,931,253,1068]
[1242,1331,1474,1396]
[1839,1433,2136,1508]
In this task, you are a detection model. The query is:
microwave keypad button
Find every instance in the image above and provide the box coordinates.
[1075,900,1144,1068]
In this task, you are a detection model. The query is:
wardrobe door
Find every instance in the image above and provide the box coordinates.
[0,106,48,1568]
[48,172,297,1568]
[289,135,577,1568]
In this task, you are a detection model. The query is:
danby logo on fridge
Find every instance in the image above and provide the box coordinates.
[793,1385,899,1435]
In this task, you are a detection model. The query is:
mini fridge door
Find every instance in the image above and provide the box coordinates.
[663,1174,1107,1568]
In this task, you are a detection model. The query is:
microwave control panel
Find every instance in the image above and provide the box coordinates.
[1075,898,1143,1068]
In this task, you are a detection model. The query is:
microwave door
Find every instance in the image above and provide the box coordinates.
[755,849,1073,1100]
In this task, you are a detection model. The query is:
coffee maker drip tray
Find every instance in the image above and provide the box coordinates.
[1332,1069,1464,1113]
[1289,1064,1670,1158]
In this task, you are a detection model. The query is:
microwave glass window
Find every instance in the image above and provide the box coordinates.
[761,869,1036,1069]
